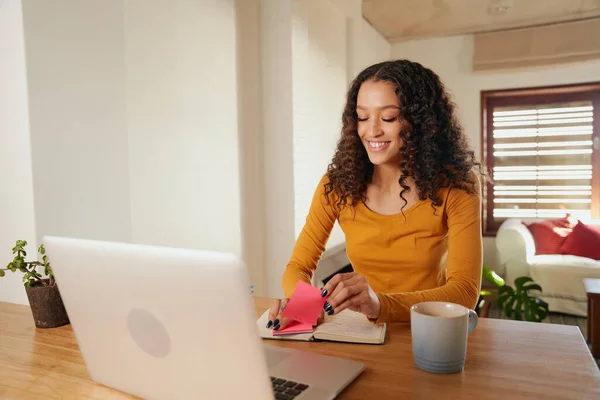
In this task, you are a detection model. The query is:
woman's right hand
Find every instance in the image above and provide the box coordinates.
[266,298,289,331]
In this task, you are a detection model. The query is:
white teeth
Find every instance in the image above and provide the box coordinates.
[369,141,389,148]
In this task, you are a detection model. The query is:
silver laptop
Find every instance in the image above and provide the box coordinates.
[44,236,364,400]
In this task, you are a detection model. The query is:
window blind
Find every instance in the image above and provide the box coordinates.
[492,100,594,221]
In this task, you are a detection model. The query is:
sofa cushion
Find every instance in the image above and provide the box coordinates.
[560,222,600,261]
[531,254,600,267]
[524,216,577,255]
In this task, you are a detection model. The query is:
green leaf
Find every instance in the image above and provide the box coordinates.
[39,245,45,255]
[498,285,514,296]
[15,259,27,273]
[0,270,5,277]
[514,276,533,289]
[514,298,524,320]
[495,276,546,322]
[535,298,549,321]
[498,286,514,303]
[497,285,513,304]
[523,298,533,321]
[7,261,16,272]
[482,264,505,286]
[522,283,542,293]
[503,296,517,318]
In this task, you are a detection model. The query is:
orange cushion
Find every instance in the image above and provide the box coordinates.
[524,216,576,255]
[559,222,600,261]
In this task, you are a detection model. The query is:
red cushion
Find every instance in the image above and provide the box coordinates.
[524,216,577,255]
[559,222,600,261]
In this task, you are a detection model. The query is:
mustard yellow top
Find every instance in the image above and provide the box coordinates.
[282,173,483,323]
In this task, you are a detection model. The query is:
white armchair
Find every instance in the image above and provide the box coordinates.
[496,218,537,286]
[496,218,600,317]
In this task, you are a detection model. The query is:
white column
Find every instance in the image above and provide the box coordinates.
[236,0,267,296]
[260,0,296,297]
[0,0,37,304]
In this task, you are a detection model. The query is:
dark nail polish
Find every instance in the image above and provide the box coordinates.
[327,308,334,316]
[321,289,328,297]
[273,319,279,326]
[266,320,273,329]
[274,324,280,330]
[324,302,332,311]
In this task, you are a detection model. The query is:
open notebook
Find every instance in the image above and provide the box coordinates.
[256,308,387,345]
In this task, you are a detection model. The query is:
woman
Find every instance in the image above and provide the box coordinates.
[266,59,483,331]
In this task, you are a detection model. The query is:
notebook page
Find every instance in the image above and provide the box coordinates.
[314,309,385,341]
[255,309,314,341]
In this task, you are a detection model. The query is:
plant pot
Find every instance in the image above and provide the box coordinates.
[24,279,69,328]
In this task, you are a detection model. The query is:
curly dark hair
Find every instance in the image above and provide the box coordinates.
[324,59,482,212]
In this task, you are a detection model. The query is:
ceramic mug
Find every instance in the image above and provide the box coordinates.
[410,301,478,374]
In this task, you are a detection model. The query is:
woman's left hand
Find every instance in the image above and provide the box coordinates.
[320,272,381,319]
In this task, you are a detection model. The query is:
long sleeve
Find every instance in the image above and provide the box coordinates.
[282,175,339,297]
[372,176,483,323]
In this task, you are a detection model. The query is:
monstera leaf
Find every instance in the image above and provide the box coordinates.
[497,276,548,322]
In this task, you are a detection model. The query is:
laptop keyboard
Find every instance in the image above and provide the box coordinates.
[271,376,309,399]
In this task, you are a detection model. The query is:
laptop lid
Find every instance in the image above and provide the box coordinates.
[43,236,273,400]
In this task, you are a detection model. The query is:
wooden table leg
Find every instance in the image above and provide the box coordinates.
[590,294,600,358]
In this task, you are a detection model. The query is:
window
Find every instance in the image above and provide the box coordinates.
[481,82,600,235]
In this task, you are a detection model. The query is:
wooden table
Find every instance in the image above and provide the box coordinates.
[1,298,599,399]
[584,278,600,358]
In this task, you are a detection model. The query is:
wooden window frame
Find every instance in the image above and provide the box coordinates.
[481,82,600,236]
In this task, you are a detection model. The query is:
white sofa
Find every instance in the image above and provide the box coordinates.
[496,218,600,317]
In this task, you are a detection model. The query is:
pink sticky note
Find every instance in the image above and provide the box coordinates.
[281,281,326,325]
[273,320,314,336]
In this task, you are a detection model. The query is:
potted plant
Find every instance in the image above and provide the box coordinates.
[475,264,505,317]
[0,240,69,328]
[496,276,548,322]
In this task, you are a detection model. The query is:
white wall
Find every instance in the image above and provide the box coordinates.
[22,0,242,255]
[292,0,347,247]
[391,34,600,276]
[330,0,391,79]
[125,0,242,256]
[0,0,37,305]
[22,0,132,245]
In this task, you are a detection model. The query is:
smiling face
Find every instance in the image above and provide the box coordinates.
[356,80,405,166]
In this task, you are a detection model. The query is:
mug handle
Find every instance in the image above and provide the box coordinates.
[467,309,478,335]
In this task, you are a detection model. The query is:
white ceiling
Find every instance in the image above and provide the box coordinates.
[362,0,600,42]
